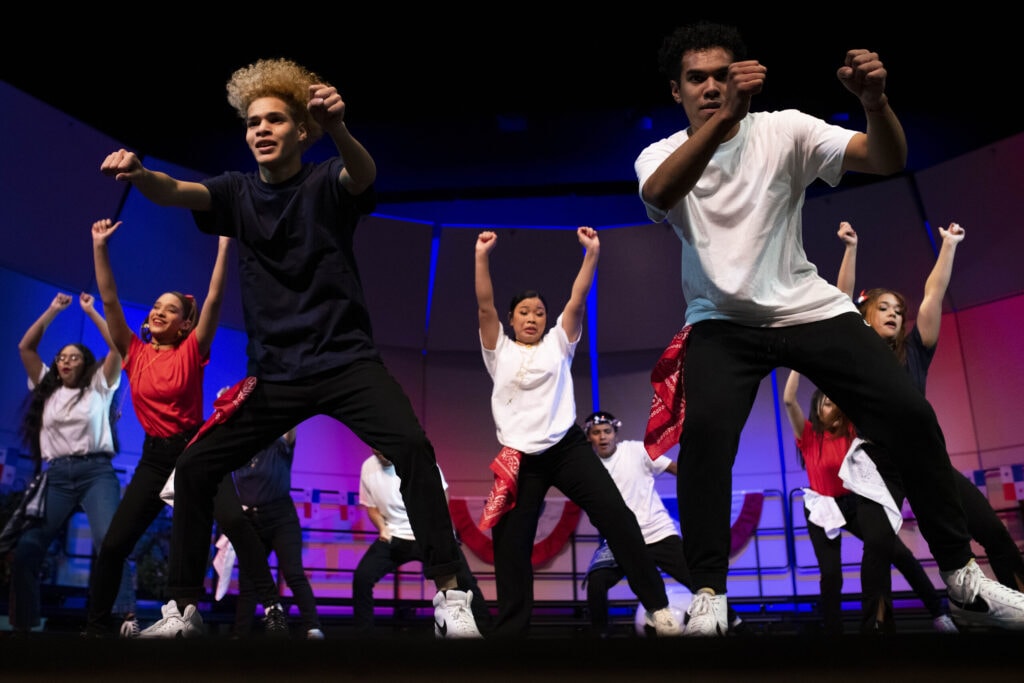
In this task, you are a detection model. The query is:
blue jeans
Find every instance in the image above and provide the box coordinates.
[9,453,134,630]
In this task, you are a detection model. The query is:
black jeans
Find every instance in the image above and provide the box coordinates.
[232,496,321,635]
[166,360,463,607]
[678,313,972,593]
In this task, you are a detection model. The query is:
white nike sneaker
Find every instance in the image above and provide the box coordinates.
[138,600,205,638]
[432,589,482,639]
[942,559,1024,630]
[683,591,728,637]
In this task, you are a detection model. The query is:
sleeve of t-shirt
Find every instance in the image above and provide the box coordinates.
[788,110,857,189]
[634,131,689,224]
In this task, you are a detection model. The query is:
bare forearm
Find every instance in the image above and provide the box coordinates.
[864,103,907,175]
[330,124,377,191]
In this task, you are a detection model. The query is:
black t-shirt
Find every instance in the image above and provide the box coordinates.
[194,158,380,380]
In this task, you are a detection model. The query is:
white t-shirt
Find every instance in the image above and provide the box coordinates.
[358,454,448,541]
[33,365,120,461]
[481,314,578,454]
[635,109,859,327]
[598,440,679,544]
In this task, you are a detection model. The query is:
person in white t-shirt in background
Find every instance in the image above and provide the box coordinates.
[583,411,741,637]
[355,449,491,637]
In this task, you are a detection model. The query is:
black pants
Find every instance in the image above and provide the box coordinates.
[352,536,492,635]
[678,313,972,593]
[805,493,944,635]
[166,360,463,607]
[865,441,1024,591]
[231,496,321,636]
[585,534,690,635]
[491,426,668,638]
[86,428,279,633]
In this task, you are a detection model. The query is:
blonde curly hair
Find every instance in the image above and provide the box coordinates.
[226,57,330,146]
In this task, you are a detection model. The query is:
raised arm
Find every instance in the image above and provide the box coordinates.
[100,149,212,210]
[916,223,965,348]
[782,369,807,439]
[560,226,600,343]
[92,219,133,358]
[18,293,72,381]
[308,84,377,195]
[193,236,233,358]
[79,292,123,388]
[835,221,858,298]
[475,231,500,350]
[837,49,907,176]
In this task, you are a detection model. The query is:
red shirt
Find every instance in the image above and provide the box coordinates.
[797,420,856,498]
[124,334,207,438]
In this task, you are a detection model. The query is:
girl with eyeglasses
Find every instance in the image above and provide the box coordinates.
[9,291,128,636]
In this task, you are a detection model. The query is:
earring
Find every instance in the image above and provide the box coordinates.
[177,329,185,338]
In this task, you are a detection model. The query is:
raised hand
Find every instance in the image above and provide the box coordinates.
[79,292,96,313]
[836,49,888,111]
[723,59,767,122]
[940,222,965,245]
[476,230,498,256]
[51,293,73,312]
[577,226,600,251]
[308,84,346,131]
[837,221,858,247]
[100,149,144,182]
[92,218,122,246]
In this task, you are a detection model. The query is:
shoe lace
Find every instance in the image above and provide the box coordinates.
[689,593,712,618]
[265,605,287,630]
[952,563,982,605]
[120,614,140,638]
[447,598,474,627]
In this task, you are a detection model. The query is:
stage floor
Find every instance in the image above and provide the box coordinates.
[2,603,1022,683]
[1,628,1022,683]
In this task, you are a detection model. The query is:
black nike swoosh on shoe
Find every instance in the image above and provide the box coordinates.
[951,597,990,614]
[436,620,448,636]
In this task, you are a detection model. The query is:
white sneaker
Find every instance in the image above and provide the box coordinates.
[932,614,959,633]
[306,628,325,640]
[644,606,683,636]
[432,589,482,639]
[138,600,205,639]
[942,559,1024,630]
[683,591,728,637]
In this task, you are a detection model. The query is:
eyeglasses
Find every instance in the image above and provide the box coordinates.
[56,353,83,363]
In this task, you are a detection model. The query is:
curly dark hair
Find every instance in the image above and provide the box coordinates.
[657,21,748,83]
[19,343,121,461]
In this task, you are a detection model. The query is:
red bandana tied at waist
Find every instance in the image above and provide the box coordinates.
[478,446,523,530]
[644,325,692,460]
[185,376,259,449]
